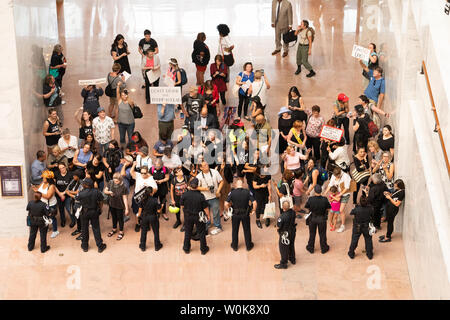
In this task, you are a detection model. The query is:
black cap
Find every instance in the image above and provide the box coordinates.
[189,178,199,188]
[82,178,94,187]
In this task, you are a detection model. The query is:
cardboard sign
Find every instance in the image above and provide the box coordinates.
[319,125,344,142]
[150,87,182,104]
[78,78,106,86]
[351,44,370,61]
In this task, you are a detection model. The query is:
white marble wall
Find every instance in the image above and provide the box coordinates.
[359,0,450,299]
[0,0,58,237]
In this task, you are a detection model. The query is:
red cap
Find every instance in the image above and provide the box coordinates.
[338,93,349,102]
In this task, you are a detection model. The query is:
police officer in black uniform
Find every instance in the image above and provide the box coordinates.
[275,200,297,269]
[75,178,107,253]
[27,192,51,253]
[305,184,331,254]
[137,187,163,252]
[224,179,256,251]
[348,194,374,259]
[180,178,210,255]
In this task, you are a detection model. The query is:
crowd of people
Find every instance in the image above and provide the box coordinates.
[27,5,405,269]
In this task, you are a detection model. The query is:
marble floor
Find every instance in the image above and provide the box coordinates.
[1,0,412,299]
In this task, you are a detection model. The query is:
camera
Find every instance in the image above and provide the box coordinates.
[209,186,215,193]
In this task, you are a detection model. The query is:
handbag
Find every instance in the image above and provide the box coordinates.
[26,215,31,227]
[349,179,358,193]
[350,168,370,184]
[263,202,276,220]
[282,30,298,47]
[231,82,240,98]
[133,187,149,205]
[130,104,143,119]
[220,37,235,67]
[368,222,377,236]
[279,183,293,209]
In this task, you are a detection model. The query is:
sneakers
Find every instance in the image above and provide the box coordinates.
[50,231,60,238]
[61,100,66,105]
[306,70,316,78]
[336,225,345,233]
[294,66,301,75]
[210,227,223,235]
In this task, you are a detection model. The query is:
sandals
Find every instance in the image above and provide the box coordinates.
[107,230,117,237]
[162,214,169,221]
[117,233,124,241]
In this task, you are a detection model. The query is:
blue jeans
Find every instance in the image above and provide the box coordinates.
[49,205,58,232]
[118,122,135,145]
[206,198,221,229]
[98,143,109,156]
[56,194,74,225]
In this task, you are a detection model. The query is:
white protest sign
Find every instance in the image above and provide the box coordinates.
[351,44,370,61]
[78,78,106,86]
[319,125,344,142]
[150,87,182,104]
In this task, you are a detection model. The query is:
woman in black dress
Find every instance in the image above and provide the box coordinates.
[287,86,307,125]
[192,32,210,85]
[252,166,273,229]
[111,34,131,74]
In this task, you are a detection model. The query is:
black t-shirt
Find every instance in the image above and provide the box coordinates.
[226,188,254,214]
[289,96,307,122]
[367,182,388,207]
[377,135,395,152]
[86,161,105,184]
[350,206,374,224]
[152,167,168,195]
[75,188,103,210]
[182,94,205,118]
[82,88,103,117]
[305,196,331,219]
[353,115,371,137]
[171,176,188,204]
[79,125,93,140]
[26,201,48,217]
[385,189,405,215]
[50,52,64,68]
[55,171,73,193]
[45,119,61,146]
[253,175,271,196]
[278,181,291,196]
[141,196,161,216]
[180,190,208,217]
[107,180,128,209]
[138,38,158,53]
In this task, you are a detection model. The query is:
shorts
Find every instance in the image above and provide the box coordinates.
[330,210,341,215]
[293,195,303,206]
[109,96,117,105]
[196,65,207,72]
[341,194,350,203]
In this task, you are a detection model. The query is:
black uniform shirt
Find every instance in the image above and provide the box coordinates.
[277,209,296,232]
[305,196,331,219]
[350,205,374,224]
[226,188,254,215]
[180,189,208,217]
[367,182,388,207]
[75,188,103,210]
[26,201,48,217]
[141,196,161,216]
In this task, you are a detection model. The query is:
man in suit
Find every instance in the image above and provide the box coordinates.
[271,0,293,57]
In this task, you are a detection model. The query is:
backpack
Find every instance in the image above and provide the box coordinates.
[307,27,315,42]
[317,166,328,182]
[367,120,379,138]
[151,166,167,175]
[177,68,188,86]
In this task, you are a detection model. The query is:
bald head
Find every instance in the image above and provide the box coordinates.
[235,179,244,188]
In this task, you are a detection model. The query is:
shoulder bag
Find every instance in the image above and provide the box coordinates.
[130,103,143,119]
[263,202,276,220]
[350,160,371,184]
[279,182,294,209]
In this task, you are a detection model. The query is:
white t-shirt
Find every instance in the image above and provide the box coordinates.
[328,172,351,196]
[329,146,350,168]
[196,169,223,200]
[58,135,78,159]
[251,79,267,106]
[135,173,158,194]
[136,155,153,170]
[162,154,182,170]
[218,36,233,56]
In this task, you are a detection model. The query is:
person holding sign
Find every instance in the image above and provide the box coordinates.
[141,47,161,104]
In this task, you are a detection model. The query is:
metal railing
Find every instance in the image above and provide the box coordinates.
[422,61,450,178]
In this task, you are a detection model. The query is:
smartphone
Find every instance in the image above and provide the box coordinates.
[261,69,265,75]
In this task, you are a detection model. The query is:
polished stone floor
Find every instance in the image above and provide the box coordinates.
[0,0,412,299]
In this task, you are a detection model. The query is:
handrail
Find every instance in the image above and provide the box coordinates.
[422,61,450,178]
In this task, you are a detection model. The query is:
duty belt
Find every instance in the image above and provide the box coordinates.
[232,208,248,215]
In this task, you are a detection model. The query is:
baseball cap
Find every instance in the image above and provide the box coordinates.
[140,146,149,156]
[97,107,105,113]
[82,178,94,187]
[337,93,349,102]
[124,155,133,163]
